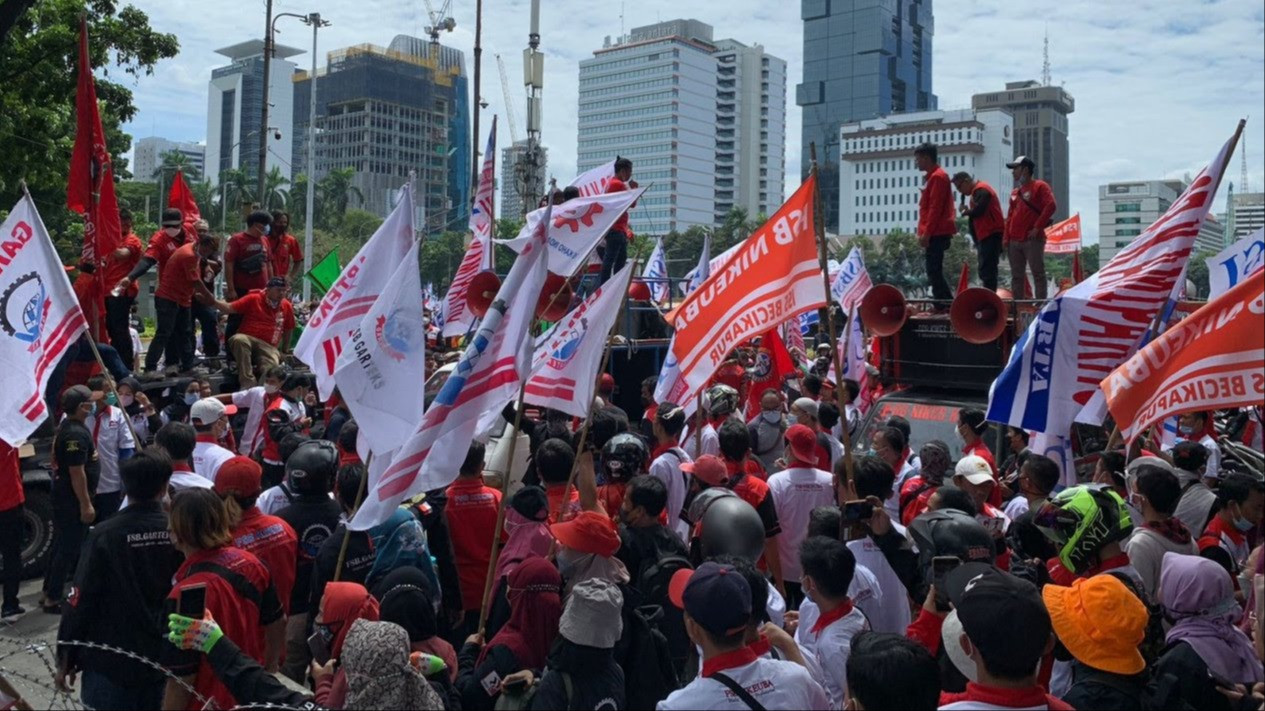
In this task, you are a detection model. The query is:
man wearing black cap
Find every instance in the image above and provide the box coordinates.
[224,211,274,341]
[206,277,295,388]
[938,563,1069,710]
[661,562,829,710]
[1003,156,1056,301]
[40,386,102,613]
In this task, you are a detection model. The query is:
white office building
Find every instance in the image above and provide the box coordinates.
[577,19,787,235]
[132,137,206,181]
[205,39,301,187]
[1229,191,1264,241]
[839,108,1013,238]
[1099,179,1225,263]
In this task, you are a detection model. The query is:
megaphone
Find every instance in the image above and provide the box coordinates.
[536,273,573,321]
[950,287,1008,344]
[859,284,908,337]
[466,270,501,317]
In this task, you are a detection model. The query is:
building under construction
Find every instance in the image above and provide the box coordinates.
[292,35,470,231]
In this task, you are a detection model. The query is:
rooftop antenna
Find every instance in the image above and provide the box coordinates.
[1042,24,1051,86]
[1241,129,1250,193]
[620,2,625,40]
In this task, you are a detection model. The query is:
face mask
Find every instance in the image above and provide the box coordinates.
[801,579,815,604]
[119,393,135,408]
[184,393,199,405]
[761,411,781,425]
[1177,424,1196,437]
[263,225,272,236]
[87,402,98,416]
[264,384,279,395]
[104,391,118,407]
[163,226,181,237]
[555,548,588,579]
[1232,505,1255,532]
[786,415,798,428]
[955,426,967,444]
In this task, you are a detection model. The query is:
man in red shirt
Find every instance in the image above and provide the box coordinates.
[444,442,501,628]
[208,277,295,388]
[0,442,23,620]
[113,208,188,297]
[224,211,273,340]
[215,456,299,614]
[600,157,638,285]
[953,172,1005,291]
[265,211,304,291]
[957,407,1001,508]
[1003,156,1057,301]
[145,234,219,374]
[104,208,144,367]
[915,142,957,305]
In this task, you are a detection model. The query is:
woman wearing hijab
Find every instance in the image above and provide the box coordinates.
[899,440,951,526]
[161,378,200,425]
[484,486,554,640]
[366,507,440,594]
[1154,552,1264,711]
[456,558,562,711]
[116,377,162,445]
[342,620,445,710]
[372,567,458,681]
[312,582,380,709]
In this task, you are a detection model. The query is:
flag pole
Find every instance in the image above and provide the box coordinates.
[554,251,644,521]
[332,452,370,582]
[809,143,854,486]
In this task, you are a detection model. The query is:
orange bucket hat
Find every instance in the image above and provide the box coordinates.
[1042,574,1147,675]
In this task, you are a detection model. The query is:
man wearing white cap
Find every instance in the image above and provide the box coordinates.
[953,455,1011,540]
[191,398,237,483]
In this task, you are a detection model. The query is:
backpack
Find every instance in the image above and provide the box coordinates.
[1105,571,1166,667]
[636,554,693,674]
[616,602,680,709]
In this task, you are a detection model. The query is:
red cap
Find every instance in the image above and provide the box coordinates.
[213,456,263,497]
[598,373,616,394]
[681,454,729,487]
[551,510,621,557]
[785,424,819,465]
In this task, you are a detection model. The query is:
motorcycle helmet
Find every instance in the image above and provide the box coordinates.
[286,440,339,494]
[1033,485,1134,575]
[698,495,765,564]
[705,384,739,419]
[601,434,649,482]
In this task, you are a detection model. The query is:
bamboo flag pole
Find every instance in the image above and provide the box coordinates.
[476,378,531,636]
[332,452,370,582]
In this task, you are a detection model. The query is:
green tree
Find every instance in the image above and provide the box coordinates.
[154,149,199,180]
[1186,248,1217,298]
[259,165,289,211]
[217,168,254,230]
[318,167,364,226]
[420,231,469,290]
[0,0,178,262]
[189,178,217,218]
[285,173,323,229]
[339,209,382,244]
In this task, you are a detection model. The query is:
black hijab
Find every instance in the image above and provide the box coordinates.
[370,566,438,642]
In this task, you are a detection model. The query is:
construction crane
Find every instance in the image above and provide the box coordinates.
[423,0,456,53]
[496,54,522,145]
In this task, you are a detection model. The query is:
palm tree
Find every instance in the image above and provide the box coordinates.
[319,167,364,226]
[286,173,323,228]
[218,168,255,231]
[190,179,218,216]
[260,166,290,211]
[153,150,200,181]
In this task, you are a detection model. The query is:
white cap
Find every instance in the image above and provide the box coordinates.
[190,398,237,425]
[954,455,994,486]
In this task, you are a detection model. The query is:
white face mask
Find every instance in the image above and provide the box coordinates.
[164,226,181,237]
[119,393,135,408]
[556,548,589,580]
[184,392,199,405]
[761,411,781,425]
[264,384,279,395]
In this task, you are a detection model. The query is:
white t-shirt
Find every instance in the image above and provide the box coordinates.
[84,405,135,495]
[681,423,719,460]
[767,466,836,582]
[846,520,911,635]
[192,438,235,483]
[120,466,212,510]
[1163,433,1221,480]
[885,460,918,520]
[650,447,692,543]
[657,654,830,710]
[256,483,293,515]
[794,599,870,709]
[231,386,268,456]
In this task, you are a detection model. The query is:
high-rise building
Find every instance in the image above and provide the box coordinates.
[577,19,787,235]
[206,39,301,188]
[712,39,787,220]
[1098,179,1223,263]
[797,0,936,232]
[132,137,206,182]
[1229,192,1264,241]
[500,139,549,220]
[972,80,1075,221]
[292,36,470,229]
[839,108,1013,238]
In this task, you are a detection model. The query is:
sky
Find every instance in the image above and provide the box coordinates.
[117,0,1265,245]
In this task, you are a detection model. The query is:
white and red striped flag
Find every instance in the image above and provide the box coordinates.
[525,262,633,418]
[496,187,645,275]
[0,195,88,443]
[295,186,414,399]
[830,246,872,313]
[441,120,497,337]
[350,202,551,530]
[570,160,615,198]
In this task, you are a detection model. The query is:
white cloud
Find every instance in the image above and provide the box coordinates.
[118,0,1263,243]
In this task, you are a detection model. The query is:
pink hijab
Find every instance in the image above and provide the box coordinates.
[496,506,554,580]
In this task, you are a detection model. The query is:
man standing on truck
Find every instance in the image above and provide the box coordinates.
[952,171,1005,291]
[1003,156,1056,301]
[915,142,956,306]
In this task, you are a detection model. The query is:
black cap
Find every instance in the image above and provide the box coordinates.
[509,485,549,522]
[161,208,183,227]
[668,562,752,637]
[61,384,102,412]
[946,563,1050,666]
[1006,155,1036,171]
[266,276,287,289]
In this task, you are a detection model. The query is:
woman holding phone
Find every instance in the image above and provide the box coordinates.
[161,488,284,711]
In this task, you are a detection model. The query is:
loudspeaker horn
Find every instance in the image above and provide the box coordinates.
[536,273,573,321]
[858,284,908,337]
[466,270,501,317]
[950,287,1008,344]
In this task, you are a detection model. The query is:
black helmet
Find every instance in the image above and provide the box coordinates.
[908,508,996,568]
[699,496,765,564]
[705,384,740,418]
[601,434,648,482]
[686,487,737,527]
[286,440,338,493]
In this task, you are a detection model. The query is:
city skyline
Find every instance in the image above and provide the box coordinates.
[116,0,1263,244]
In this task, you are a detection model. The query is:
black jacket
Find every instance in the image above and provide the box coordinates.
[308,522,376,615]
[456,641,527,711]
[617,523,689,589]
[207,636,323,710]
[277,495,342,614]
[1061,660,1145,711]
[1152,641,1233,711]
[530,640,624,711]
[57,500,183,685]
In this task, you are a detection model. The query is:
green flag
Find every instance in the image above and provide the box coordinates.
[305,249,341,293]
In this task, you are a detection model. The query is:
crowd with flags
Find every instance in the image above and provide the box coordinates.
[0,21,1262,711]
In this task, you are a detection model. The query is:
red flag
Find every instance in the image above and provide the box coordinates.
[168,169,201,225]
[66,18,121,267]
[1072,250,1083,283]
[956,261,970,295]
[745,326,795,419]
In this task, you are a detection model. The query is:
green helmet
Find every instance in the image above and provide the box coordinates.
[1033,485,1133,575]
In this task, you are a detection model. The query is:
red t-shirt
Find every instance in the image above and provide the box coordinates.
[230,292,295,347]
[230,507,298,614]
[918,166,956,238]
[154,242,201,307]
[143,229,188,269]
[606,178,638,237]
[167,546,282,711]
[0,442,23,512]
[445,477,503,612]
[265,233,303,280]
[546,483,580,524]
[104,232,144,297]
[225,232,271,293]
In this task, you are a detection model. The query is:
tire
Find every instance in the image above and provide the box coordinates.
[18,488,54,580]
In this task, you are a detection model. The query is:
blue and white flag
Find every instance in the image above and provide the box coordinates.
[642,236,670,303]
[830,246,872,313]
[684,232,711,294]
[988,128,1237,436]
